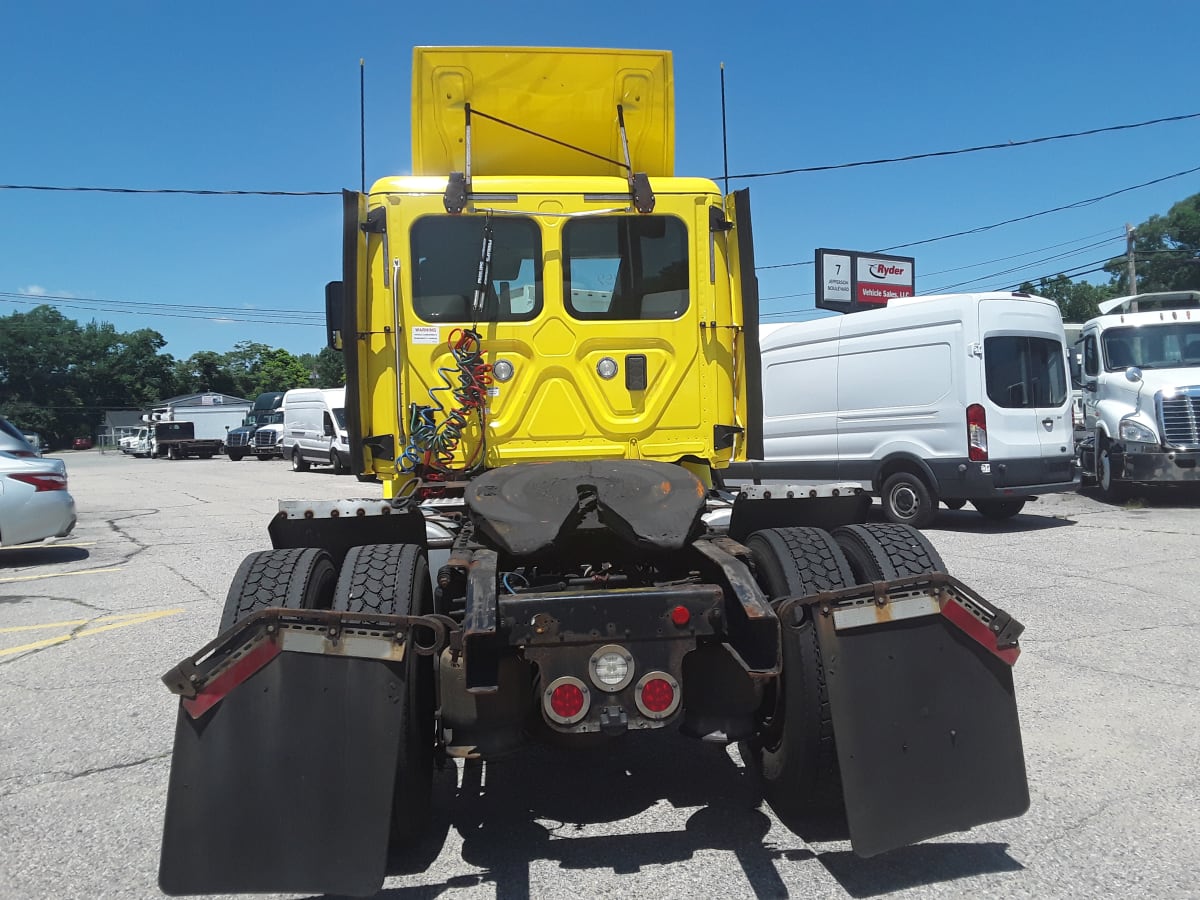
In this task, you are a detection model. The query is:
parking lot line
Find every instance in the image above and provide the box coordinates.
[0,565,124,584]
[0,608,183,657]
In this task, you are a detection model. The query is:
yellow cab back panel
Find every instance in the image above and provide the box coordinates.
[347,47,756,484]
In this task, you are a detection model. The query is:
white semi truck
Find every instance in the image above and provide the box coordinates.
[1073,291,1200,499]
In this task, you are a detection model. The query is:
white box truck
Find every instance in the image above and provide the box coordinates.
[281,388,350,473]
[1073,291,1200,499]
[736,292,1078,527]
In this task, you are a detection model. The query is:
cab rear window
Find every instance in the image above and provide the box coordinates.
[562,216,689,320]
[984,336,1067,408]
[410,216,542,323]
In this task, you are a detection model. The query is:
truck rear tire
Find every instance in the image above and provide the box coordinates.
[167,445,179,461]
[832,522,946,582]
[219,547,338,633]
[291,447,310,472]
[972,498,1026,519]
[333,544,435,849]
[880,471,937,528]
[742,527,855,818]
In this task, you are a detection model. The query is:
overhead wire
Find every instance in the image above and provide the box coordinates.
[755,164,1200,270]
[721,111,1200,180]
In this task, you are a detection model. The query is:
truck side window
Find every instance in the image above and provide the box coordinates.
[984,336,1068,408]
[410,215,542,323]
[562,215,689,320]
[1083,336,1098,377]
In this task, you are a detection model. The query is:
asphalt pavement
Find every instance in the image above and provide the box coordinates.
[1,450,1198,899]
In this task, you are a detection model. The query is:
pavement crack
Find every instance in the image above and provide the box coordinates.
[0,751,172,800]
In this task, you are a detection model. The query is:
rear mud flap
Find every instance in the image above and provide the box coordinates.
[159,651,403,897]
[811,580,1029,857]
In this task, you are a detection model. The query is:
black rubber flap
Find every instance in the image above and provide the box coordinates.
[465,460,707,556]
[159,652,402,896]
[816,613,1029,857]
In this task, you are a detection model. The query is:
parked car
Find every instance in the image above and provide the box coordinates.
[0,416,41,458]
[0,451,77,546]
[72,437,93,451]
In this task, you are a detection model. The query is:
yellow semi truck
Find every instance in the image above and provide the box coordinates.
[159,47,1029,897]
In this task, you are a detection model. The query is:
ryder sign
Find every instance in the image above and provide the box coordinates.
[816,249,915,313]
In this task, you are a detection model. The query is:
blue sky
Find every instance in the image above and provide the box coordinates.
[2,1,1197,360]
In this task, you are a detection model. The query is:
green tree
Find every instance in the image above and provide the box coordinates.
[1105,193,1200,293]
[296,346,346,387]
[1019,275,1118,323]
[175,350,241,396]
[251,348,313,395]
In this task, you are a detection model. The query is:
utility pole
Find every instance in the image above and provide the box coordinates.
[1126,223,1137,294]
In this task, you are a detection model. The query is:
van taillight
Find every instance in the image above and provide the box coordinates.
[967,404,988,461]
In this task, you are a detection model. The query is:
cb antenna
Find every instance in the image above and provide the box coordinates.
[720,62,729,196]
[359,58,366,193]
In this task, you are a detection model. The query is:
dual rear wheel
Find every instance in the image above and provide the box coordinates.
[220,543,435,851]
[744,523,946,819]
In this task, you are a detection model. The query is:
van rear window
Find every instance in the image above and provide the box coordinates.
[984,336,1067,408]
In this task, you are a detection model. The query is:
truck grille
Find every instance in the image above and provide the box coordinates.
[1157,387,1200,449]
[253,430,277,449]
[226,431,251,448]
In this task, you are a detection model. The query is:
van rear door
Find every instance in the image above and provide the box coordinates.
[978,299,1073,486]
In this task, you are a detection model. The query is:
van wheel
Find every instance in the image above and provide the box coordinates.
[973,498,1026,519]
[880,472,936,528]
[330,449,347,474]
[291,447,310,472]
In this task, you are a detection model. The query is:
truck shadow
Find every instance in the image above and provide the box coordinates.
[861,504,1075,534]
[0,545,90,568]
[1079,483,1200,509]
[324,731,1022,899]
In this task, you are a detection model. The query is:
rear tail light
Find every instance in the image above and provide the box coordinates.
[543,676,590,725]
[7,472,68,492]
[635,671,681,719]
[966,404,988,461]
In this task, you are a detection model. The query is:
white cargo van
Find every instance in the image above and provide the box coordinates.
[282,388,350,473]
[747,292,1077,527]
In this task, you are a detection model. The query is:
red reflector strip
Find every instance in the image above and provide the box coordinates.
[182,639,281,719]
[940,600,1020,666]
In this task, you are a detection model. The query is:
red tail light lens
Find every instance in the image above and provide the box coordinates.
[966,404,988,461]
[641,678,674,712]
[635,671,681,719]
[7,472,68,492]
[544,676,590,725]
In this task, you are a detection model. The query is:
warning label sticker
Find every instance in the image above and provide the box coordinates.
[412,326,440,345]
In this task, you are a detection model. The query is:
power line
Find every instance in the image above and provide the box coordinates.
[918,230,1122,278]
[0,185,338,196]
[756,163,1200,270]
[922,239,1126,292]
[0,290,321,317]
[0,294,323,326]
[723,111,1200,180]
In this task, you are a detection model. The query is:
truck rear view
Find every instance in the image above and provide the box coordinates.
[158,47,1030,897]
